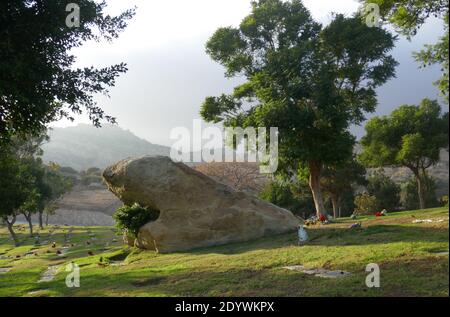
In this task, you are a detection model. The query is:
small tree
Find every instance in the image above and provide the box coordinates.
[354,193,379,215]
[321,156,367,218]
[360,99,449,209]
[367,170,401,212]
[0,150,34,245]
[401,175,439,210]
[113,204,160,238]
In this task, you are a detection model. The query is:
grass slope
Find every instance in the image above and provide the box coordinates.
[0,208,448,297]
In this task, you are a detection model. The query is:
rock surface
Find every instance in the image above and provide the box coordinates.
[103,156,299,253]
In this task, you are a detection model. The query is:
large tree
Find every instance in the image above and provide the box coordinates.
[0,0,135,146]
[200,0,397,218]
[359,99,449,209]
[360,0,449,101]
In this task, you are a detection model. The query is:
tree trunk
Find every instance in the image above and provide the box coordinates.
[330,194,339,219]
[411,168,426,210]
[3,216,19,246]
[417,175,426,210]
[38,211,44,229]
[22,212,33,236]
[308,161,328,219]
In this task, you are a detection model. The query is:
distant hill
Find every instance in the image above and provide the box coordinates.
[42,124,170,171]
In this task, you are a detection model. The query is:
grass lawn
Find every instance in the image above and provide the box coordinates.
[0,207,448,297]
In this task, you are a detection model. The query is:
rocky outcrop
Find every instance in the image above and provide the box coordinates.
[103,156,299,253]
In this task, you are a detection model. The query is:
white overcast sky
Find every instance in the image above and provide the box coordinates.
[52,0,444,148]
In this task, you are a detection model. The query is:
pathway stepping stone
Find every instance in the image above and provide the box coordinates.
[0,267,12,274]
[38,265,60,283]
[282,266,351,278]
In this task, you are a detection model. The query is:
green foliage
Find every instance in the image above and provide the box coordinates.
[321,156,367,217]
[354,193,379,215]
[0,0,135,145]
[367,171,401,211]
[201,0,397,217]
[402,176,439,210]
[360,0,449,100]
[259,180,314,216]
[113,203,160,237]
[440,195,449,207]
[359,99,448,209]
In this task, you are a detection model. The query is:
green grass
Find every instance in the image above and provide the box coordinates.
[0,208,448,297]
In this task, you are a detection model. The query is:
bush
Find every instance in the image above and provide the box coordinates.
[354,193,378,215]
[439,195,449,207]
[113,203,160,237]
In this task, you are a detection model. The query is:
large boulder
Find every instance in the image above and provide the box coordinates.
[103,156,299,253]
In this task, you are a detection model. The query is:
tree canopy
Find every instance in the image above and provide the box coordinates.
[0,0,135,145]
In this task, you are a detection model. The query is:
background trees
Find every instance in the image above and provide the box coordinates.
[367,171,401,211]
[359,99,449,209]
[0,0,135,146]
[201,0,397,218]
[321,157,367,218]
[0,133,72,244]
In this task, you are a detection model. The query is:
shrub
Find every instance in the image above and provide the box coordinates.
[440,195,449,207]
[113,203,160,237]
[354,193,378,215]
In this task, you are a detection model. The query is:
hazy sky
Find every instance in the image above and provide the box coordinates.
[52,0,444,148]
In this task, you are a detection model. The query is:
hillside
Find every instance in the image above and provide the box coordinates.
[0,208,448,297]
[42,124,170,171]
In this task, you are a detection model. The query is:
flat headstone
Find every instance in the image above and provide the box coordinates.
[0,267,12,274]
[38,265,60,283]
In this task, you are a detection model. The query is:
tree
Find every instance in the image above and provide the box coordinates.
[321,156,367,218]
[402,175,439,210]
[200,0,397,218]
[40,163,73,228]
[359,99,449,209]
[0,0,135,146]
[360,0,449,101]
[367,170,401,211]
[0,150,33,245]
[17,157,46,236]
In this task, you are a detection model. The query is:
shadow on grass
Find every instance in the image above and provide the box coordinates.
[189,225,449,255]
[33,255,449,297]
